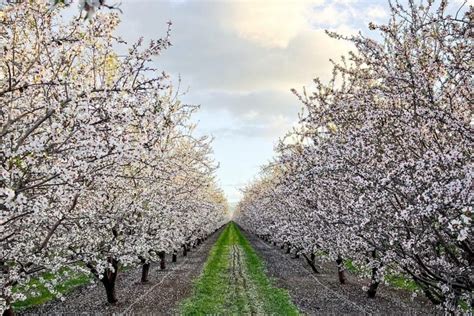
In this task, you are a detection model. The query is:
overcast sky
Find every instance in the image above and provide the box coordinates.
[113,0,470,203]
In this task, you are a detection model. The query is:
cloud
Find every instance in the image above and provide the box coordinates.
[188,89,300,140]
[188,89,300,118]
[242,110,259,121]
[366,5,388,20]
[311,4,351,26]
[169,26,352,92]
[117,1,353,93]
[452,0,474,5]
[333,0,359,4]
[229,0,324,48]
[211,114,296,140]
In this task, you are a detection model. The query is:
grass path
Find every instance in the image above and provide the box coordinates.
[180,222,299,315]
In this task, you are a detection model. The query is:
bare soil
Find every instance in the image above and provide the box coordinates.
[20,227,442,315]
[21,230,221,316]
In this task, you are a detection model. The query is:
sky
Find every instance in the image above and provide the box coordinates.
[112,0,471,203]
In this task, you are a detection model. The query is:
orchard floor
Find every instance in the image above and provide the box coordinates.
[243,228,439,315]
[21,229,222,316]
[180,222,298,315]
[21,224,440,315]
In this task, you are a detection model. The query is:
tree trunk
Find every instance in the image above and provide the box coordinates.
[100,258,119,304]
[421,287,443,305]
[367,275,380,298]
[102,279,118,303]
[172,252,177,263]
[141,262,150,283]
[411,274,443,305]
[367,250,380,298]
[336,255,347,284]
[2,301,14,316]
[159,251,166,270]
[280,244,284,249]
[286,245,291,254]
[183,244,187,257]
[303,253,320,274]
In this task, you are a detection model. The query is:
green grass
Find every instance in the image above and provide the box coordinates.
[12,261,131,310]
[344,259,419,292]
[12,268,91,310]
[384,273,419,292]
[181,224,231,313]
[181,222,300,315]
[344,259,360,274]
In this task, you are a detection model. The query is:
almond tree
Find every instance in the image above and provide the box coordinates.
[0,1,228,314]
[237,0,472,311]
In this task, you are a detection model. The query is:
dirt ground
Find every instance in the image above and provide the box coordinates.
[20,226,442,315]
[21,230,221,316]
[244,230,440,316]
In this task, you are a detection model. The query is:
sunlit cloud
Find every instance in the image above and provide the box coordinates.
[229,0,325,48]
[366,5,388,20]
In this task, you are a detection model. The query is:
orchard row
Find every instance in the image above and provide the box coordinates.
[236,1,472,313]
[0,2,228,314]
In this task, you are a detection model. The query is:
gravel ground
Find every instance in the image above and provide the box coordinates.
[243,230,439,316]
[21,230,221,316]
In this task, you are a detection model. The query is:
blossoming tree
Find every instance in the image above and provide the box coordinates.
[236,0,472,312]
[0,1,228,314]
